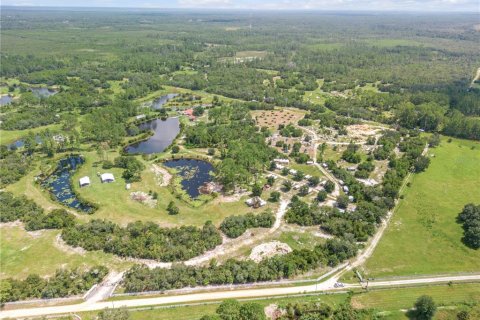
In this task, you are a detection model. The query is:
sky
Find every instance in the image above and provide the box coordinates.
[1,0,478,12]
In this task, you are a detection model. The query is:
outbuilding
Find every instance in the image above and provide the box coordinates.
[274,158,290,164]
[100,173,115,183]
[79,176,91,187]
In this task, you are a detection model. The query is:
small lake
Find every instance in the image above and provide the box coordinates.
[151,93,178,110]
[163,159,214,198]
[42,155,94,213]
[30,87,58,98]
[0,95,13,106]
[125,117,180,154]
[9,135,42,150]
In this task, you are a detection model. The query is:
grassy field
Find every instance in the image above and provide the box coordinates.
[364,137,480,278]
[73,283,480,320]
[0,123,62,145]
[78,293,347,320]
[351,283,480,311]
[303,79,329,105]
[0,224,131,279]
[5,149,275,228]
[72,151,276,227]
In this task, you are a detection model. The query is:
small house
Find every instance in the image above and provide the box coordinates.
[343,186,349,193]
[289,169,297,175]
[100,173,115,183]
[304,174,312,180]
[183,108,196,121]
[79,176,91,187]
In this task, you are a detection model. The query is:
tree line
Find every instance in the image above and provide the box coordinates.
[457,203,480,249]
[0,266,108,304]
[0,191,75,231]
[220,210,275,238]
[122,237,357,292]
[61,219,222,262]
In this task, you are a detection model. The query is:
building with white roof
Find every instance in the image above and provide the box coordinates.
[79,176,90,187]
[100,173,115,183]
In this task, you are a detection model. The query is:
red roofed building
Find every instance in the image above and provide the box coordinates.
[184,108,196,121]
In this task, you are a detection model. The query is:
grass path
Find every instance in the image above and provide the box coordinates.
[364,137,480,278]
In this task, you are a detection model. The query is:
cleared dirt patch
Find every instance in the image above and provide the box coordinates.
[249,241,292,262]
[252,109,305,129]
[346,124,384,142]
[150,164,172,187]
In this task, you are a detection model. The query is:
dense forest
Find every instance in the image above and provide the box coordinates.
[62,220,222,261]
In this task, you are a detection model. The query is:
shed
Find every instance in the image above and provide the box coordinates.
[79,176,91,187]
[100,173,115,183]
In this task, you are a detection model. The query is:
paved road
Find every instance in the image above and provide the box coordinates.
[2,274,479,319]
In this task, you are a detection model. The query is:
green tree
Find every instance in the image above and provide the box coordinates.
[252,184,263,197]
[283,180,292,192]
[336,195,349,209]
[269,191,281,202]
[414,295,436,320]
[317,190,328,202]
[239,302,266,320]
[324,180,335,193]
[216,299,241,320]
[98,308,130,320]
[167,201,179,215]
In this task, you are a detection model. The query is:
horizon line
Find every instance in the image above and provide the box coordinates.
[0,5,477,14]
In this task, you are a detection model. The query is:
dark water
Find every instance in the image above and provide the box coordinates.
[0,95,13,106]
[152,93,178,110]
[41,156,94,213]
[163,159,214,198]
[125,117,180,154]
[9,135,42,150]
[30,87,58,98]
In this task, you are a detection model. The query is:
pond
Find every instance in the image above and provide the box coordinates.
[163,159,214,198]
[125,117,180,154]
[151,93,178,110]
[0,95,13,106]
[30,87,58,98]
[9,135,42,150]
[41,155,94,213]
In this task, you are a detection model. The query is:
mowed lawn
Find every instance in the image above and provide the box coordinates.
[351,284,480,311]
[364,137,480,278]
